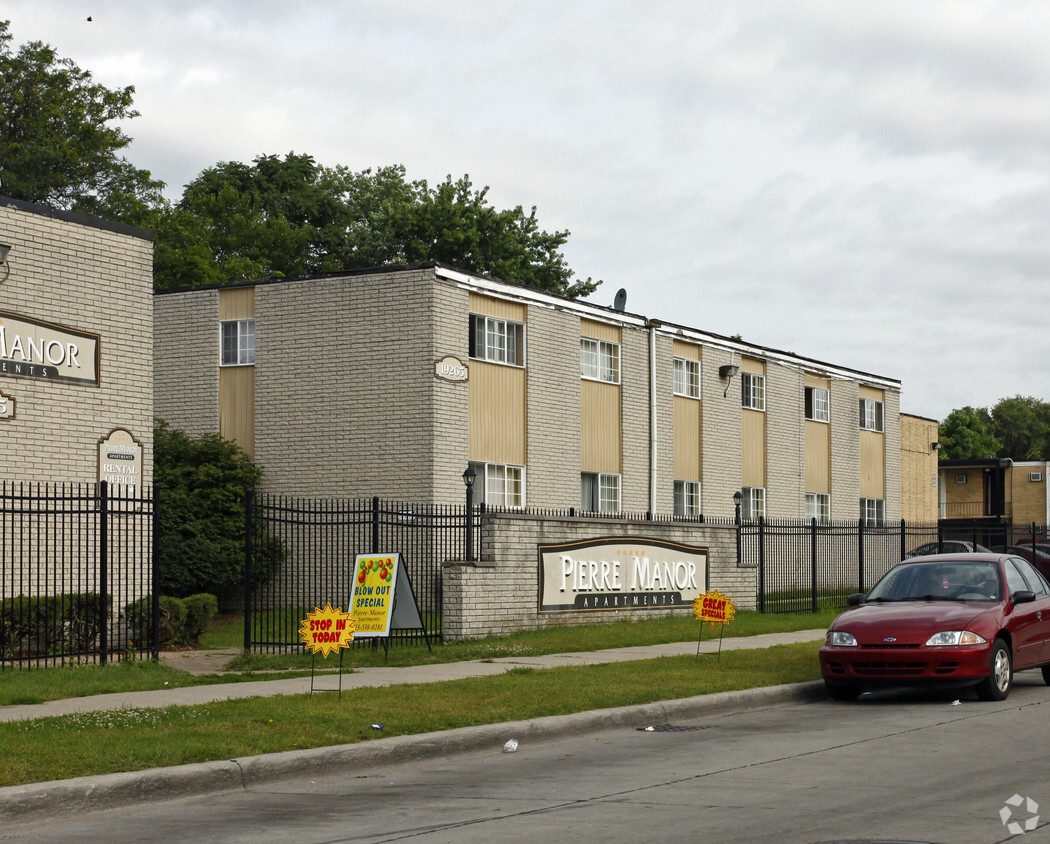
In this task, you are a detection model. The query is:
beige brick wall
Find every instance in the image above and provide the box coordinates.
[765,361,806,517]
[620,324,651,513]
[701,348,745,516]
[0,200,154,483]
[154,288,220,438]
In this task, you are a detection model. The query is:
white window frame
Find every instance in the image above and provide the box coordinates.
[859,398,884,432]
[805,386,829,423]
[469,461,525,508]
[469,314,525,366]
[860,497,885,526]
[741,372,765,411]
[673,358,700,399]
[581,472,620,513]
[220,319,255,366]
[805,492,830,525]
[741,486,765,520]
[674,480,701,517]
[580,337,620,384]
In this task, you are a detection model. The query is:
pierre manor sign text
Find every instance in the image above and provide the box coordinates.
[538,537,708,613]
[0,311,100,386]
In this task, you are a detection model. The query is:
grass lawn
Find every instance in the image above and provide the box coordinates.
[0,641,823,786]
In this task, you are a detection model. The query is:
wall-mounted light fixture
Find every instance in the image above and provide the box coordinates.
[0,244,11,264]
[931,442,942,451]
[719,363,740,398]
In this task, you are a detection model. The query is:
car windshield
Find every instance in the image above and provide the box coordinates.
[866,561,1001,602]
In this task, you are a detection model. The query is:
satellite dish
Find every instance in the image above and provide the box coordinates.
[613,288,627,312]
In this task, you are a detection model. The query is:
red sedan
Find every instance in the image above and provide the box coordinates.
[820,553,1050,701]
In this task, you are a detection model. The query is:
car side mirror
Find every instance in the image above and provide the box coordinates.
[1012,590,1036,605]
[846,592,865,606]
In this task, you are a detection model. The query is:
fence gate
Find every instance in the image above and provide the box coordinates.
[244,494,464,652]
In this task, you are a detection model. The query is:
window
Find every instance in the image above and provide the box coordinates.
[221,319,255,366]
[673,358,700,398]
[805,386,829,422]
[468,461,525,508]
[674,480,701,516]
[955,474,968,484]
[580,338,620,383]
[741,372,765,411]
[805,492,830,524]
[859,398,884,432]
[581,472,620,513]
[740,486,765,520]
[860,497,885,526]
[469,314,524,366]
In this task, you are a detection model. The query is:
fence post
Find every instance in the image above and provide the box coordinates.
[858,519,865,594]
[152,481,160,662]
[899,518,907,563]
[98,480,108,666]
[810,518,818,613]
[243,489,253,653]
[372,496,380,553]
[758,517,766,613]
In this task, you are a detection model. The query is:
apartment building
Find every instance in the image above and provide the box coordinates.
[155,262,903,521]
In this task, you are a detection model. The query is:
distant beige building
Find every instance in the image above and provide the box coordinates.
[940,458,1049,531]
[155,263,904,522]
[900,413,940,523]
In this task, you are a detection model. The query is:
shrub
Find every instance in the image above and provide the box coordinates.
[122,593,218,647]
[0,593,105,657]
[180,593,218,643]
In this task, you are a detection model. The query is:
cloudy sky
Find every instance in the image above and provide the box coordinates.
[7,1,1050,421]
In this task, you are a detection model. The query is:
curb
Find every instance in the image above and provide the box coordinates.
[0,681,824,823]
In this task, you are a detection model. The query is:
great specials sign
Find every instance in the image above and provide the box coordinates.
[0,312,100,386]
[538,538,708,613]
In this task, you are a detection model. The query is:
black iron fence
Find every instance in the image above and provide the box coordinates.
[0,481,158,670]
[244,494,464,652]
[743,517,1048,614]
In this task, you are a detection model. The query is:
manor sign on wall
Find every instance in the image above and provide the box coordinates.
[0,312,100,386]
[538,538,708,613]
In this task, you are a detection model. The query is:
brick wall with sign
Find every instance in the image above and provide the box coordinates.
[0,198,154,483]
[442,511,752,639]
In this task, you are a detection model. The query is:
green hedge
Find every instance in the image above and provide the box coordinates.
[0,593,105,658]
[123,593,218,647]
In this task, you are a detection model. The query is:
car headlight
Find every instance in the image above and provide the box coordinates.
[925,630,987,647]
[825,630,858,647]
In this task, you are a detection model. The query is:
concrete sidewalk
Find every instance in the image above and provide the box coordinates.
[0,629,825,723]
[0,630,828,824]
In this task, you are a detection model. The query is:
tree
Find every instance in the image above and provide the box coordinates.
[991,396,1050,460]
[939,396,1050,460]
[156,153,599,298]
[939,406,1001,460]
[0,20,164,222]
[153,420,282,609]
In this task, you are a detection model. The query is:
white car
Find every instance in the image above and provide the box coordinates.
[905,540,992,558]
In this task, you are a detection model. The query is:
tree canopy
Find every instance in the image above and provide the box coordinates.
[0,20,164,222]
[939,396,1050,460]
[153,153,600,298]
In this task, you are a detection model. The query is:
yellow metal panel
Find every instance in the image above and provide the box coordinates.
[673,340,701,361]
[469,361,526,464]
[580,318,621,343]
[805,420,830,494]
[860,430,885,498]
[859,385,884,402]
[219,287,255,320]
[581,379,620,472]
[742,408,765,486]
[805,373,829,389]
[741,356,765,375]
[674,396,702,479]
[219,366,255,459]
[468,292,526,322]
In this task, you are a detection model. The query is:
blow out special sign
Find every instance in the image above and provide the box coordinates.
[538,538,708,613]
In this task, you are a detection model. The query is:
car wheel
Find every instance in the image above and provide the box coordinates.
[1041,664,1050,686]
[824,679,862,701]
[975,639,1012,701]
